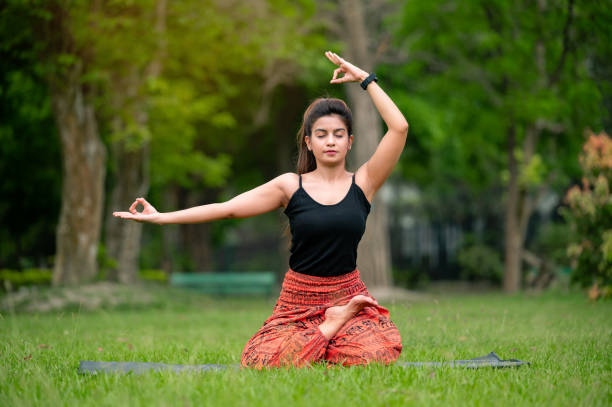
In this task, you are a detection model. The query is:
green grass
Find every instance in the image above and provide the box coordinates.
[1,289,611,406]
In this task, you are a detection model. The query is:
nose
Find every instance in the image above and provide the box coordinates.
[325,135,335,146]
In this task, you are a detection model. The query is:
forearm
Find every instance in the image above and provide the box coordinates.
[157,202,229,225]
[154,176,285,225]
[358,73,409,134]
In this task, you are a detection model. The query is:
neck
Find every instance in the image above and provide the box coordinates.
[311,162,349,182]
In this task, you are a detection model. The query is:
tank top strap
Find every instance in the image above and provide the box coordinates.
[299,174,302,188]
[352,173,355,184]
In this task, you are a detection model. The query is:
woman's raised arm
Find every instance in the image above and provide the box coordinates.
[113,174,290,225]
[326,51,409,200]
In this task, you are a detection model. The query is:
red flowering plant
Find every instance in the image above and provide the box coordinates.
[561,130,612,299]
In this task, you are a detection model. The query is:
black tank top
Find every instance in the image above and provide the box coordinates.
[284,173,371,277]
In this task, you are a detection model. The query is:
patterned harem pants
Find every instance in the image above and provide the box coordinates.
[241,269,402,369]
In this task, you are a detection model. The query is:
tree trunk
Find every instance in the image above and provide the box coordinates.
[340,0,392,287]
[503,123,522,292]
[179,188,213,272]
[161,184,180,274]
[276,85,304,275]
[105,138,150,283]
[503,1,551,292]
[50,65,107,285]
[104,0,166,283]
[504,123,540,292]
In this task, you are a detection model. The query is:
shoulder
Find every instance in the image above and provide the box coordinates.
[276,172,300,207]
[276,172,299,188]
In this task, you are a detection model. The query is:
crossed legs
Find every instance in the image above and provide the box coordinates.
[241,295,402,368]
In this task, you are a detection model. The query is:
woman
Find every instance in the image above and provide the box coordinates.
[114,51,409,368]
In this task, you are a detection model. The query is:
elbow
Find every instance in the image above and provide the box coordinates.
[393,121,409,136]
[220,201,240,220]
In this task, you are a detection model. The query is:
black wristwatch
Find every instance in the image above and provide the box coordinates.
[360,72,378,90]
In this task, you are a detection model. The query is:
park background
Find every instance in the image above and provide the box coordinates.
[1,1,611,406]
[2,0,611,295]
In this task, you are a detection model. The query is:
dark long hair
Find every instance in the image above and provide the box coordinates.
[295,98,353,174]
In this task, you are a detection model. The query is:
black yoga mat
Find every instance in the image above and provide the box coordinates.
[78,352,529,375]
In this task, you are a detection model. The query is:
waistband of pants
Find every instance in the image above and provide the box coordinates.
[278,268,367,307]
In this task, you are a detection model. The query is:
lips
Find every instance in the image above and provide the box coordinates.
[324,150,337,154]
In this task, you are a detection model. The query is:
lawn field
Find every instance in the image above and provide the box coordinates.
[1,289,611,406]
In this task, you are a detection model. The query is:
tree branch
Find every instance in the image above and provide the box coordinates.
[548,0,575,86]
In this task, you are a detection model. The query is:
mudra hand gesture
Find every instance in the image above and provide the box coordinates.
[113,197,161,224]
[325,51,369,84]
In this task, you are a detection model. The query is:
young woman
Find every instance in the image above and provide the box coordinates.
[114,51,409,368]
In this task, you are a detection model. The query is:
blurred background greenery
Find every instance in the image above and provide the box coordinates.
[1,0,611,298]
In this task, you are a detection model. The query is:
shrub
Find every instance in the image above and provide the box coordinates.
[139,269,167,283]
[0,268,167,292]
[457,244,503,284]
[0,268,52,291]
[530,222,573,267]
[561,130,612,299]
[392,267,429,289]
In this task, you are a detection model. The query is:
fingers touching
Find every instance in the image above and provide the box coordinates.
[114,197,158,223]
[326,50,362,84]
[128,197,147,214]
[331,67,349,84]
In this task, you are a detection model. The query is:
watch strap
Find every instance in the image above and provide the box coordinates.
[360,72,378,90]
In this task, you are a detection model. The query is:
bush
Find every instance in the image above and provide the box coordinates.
[0,268,167,292]
[139,269,167,283]
[530,222,573,267]
[457,244,503,284]
[0,268,52,291]
[561,130,612,299]
[392,267,429,289]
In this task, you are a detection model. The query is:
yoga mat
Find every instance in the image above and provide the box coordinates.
[78,351,529,375]
[398,351,530,368]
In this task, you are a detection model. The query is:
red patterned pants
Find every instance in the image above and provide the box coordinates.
[241,269,402,369]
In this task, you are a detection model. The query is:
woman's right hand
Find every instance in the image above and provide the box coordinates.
[113,197,162,224]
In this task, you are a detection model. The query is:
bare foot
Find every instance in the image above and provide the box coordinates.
[319,295,378,340]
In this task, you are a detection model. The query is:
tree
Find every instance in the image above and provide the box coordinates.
[98,0,168,283]
[30,1,108,285]
[118,0,328,275]
[0,5,61,269]
[392,0,610,291]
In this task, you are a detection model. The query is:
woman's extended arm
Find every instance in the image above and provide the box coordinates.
[113,174,290,225]
[326,51,409,199]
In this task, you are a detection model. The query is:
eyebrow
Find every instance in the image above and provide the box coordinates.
[313,128,346,133]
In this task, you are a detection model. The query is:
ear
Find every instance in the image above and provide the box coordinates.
[348,134,354,149]
[305,135,312,151]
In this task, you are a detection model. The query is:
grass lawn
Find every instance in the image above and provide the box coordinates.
[1,288,611,406]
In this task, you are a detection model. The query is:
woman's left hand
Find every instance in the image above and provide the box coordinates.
[325,51,369,84]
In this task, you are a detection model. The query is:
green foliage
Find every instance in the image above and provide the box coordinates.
[0,267,166,292]
[386,0,610,224]
[457,244,503,284]
[97,244,118,279]
[0,8,61,268]
[0,269,52,291]
[392,267,429,289]
[139,269,167,283]
[561,130,612,297]
[1,0,330,273]
[529,222,573,268]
